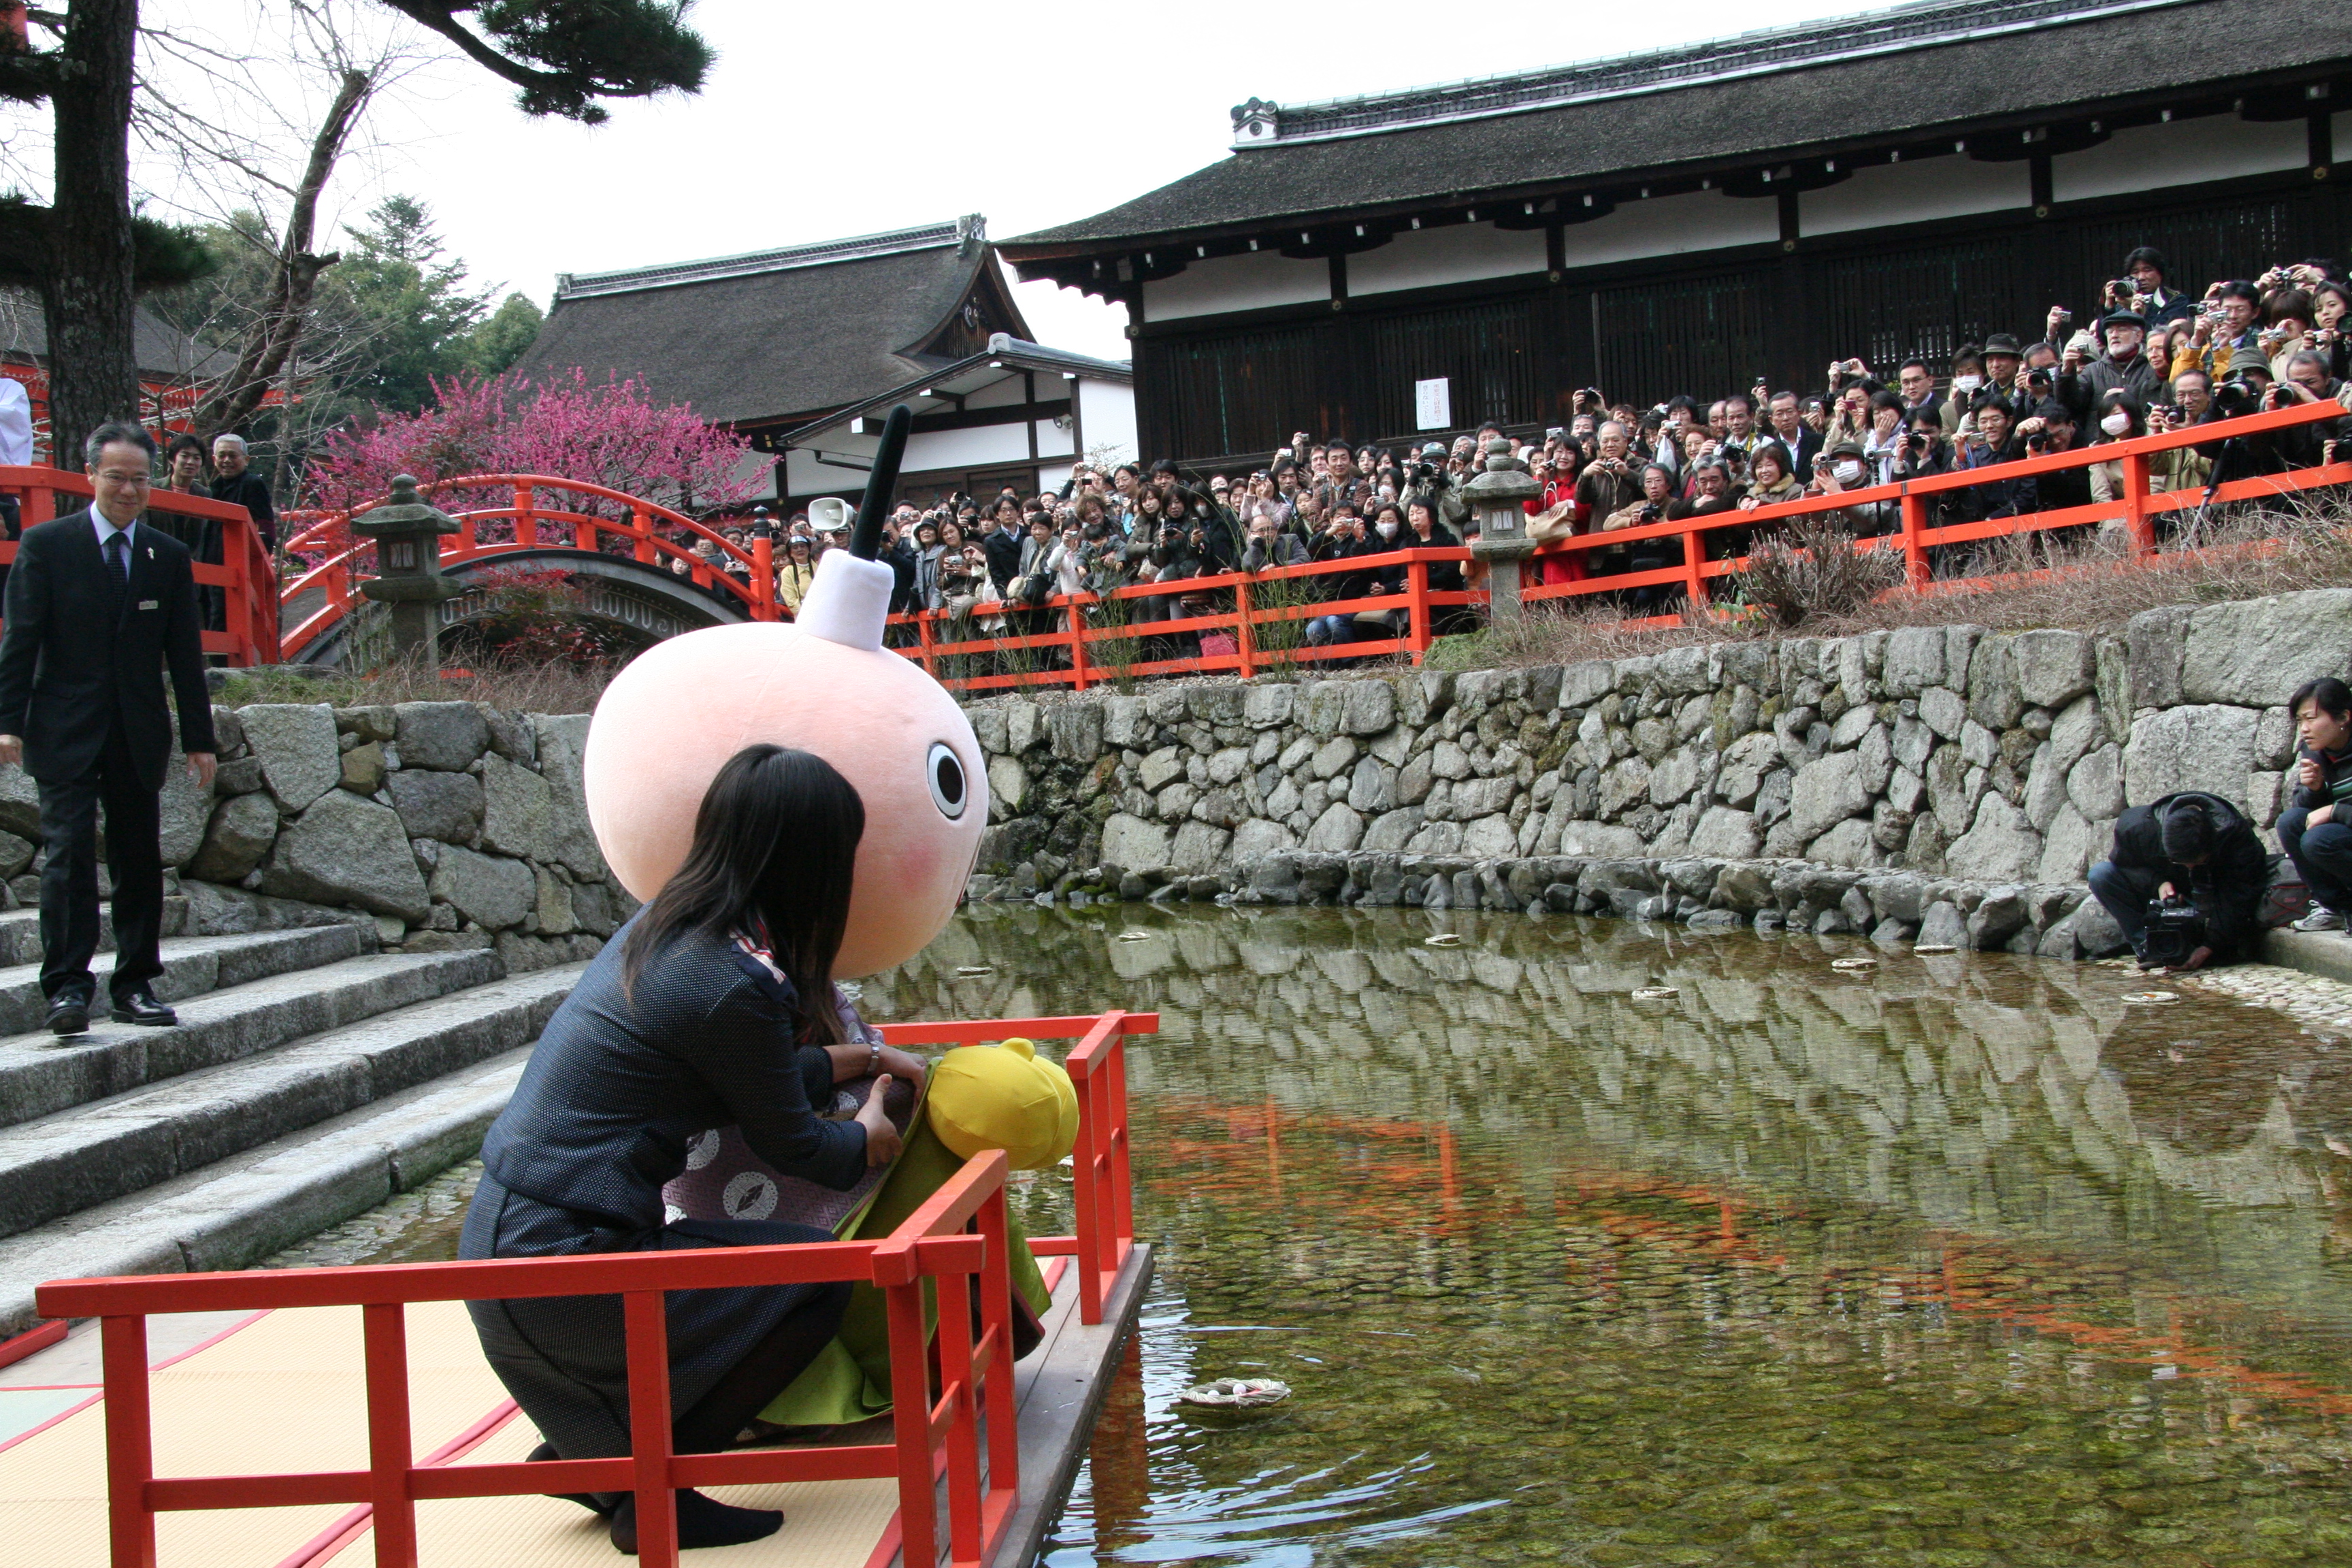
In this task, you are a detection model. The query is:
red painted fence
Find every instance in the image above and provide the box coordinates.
[33,1008,1157,1568]
[0,467,280,666]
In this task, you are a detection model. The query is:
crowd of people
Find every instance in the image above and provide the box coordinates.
[708,246,2352,651]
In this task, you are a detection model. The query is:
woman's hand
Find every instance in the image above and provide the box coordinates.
[2313,804,2337,828]
[856,1076,904,1166]
[2301,755,2325,789]
[877,1045,927,1088]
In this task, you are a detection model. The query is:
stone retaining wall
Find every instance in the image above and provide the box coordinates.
[0,700,634,970]
[964,587,2352,954]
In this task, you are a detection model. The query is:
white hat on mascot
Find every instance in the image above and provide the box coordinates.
[583,528,987,978]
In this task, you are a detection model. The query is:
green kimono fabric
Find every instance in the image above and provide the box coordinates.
[755,1118,1051,1426]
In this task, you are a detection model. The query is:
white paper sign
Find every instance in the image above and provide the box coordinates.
[1414,377,1451,431]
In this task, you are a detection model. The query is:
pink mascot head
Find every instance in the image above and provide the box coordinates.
[583,427,985,976]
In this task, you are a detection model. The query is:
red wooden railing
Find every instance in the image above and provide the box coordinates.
[276,474,782,660]
[0,467,281,666]
[877,1010,1149,1325]
[33,1009,1157,1568]
[881,397,2352,690]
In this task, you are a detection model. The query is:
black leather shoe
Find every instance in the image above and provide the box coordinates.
[108,989,176,1027]
[46,995,89,1036]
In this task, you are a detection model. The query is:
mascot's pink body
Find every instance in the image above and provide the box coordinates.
[581,551,987,977]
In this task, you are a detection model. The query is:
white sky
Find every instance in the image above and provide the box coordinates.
[11,0,1870,364]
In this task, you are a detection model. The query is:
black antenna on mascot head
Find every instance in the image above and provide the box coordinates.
[850,404,913,561]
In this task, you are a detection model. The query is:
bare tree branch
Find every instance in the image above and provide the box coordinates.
[192,61,372,437]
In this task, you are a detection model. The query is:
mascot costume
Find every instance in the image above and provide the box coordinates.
[583,406,1077,1433]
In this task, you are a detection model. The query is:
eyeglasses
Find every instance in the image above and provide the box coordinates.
[93,470,150,487]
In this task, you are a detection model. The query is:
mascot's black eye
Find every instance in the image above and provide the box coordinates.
[928,741,967,819]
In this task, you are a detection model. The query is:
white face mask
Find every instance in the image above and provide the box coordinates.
[1952,374,1982,393]
[1375,520,1399,539]
[2100,410,2132,436]
[1833,460,1865,484]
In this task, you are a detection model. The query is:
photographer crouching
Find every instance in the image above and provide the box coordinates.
[2088,791,2268,972]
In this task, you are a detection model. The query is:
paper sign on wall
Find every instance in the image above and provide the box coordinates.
[1414,378,1451,431]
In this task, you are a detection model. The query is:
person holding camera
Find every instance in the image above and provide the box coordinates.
[2278,678,2352,933]
[1956,393,2039,521]
[2058,310,2163,425]
[2176,281,2265,382]
[2088,791,2268,972]
[2109,247,2198,327]
[1573,423,1645,576]
[2014,399,2091,511]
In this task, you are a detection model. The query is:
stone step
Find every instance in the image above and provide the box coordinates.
[0,923,378,1044]
[0,1044,535,1339]
[0,964,580,1243]
[0,946,504,1133]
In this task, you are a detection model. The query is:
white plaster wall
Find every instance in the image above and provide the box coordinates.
[783,446,864,498]
[904,424,1035,471]
[1036,462,1075,492]
[964,376,1029,409]
[1141,250,1328,322]
[1557,189,1779,270]
[1033,416,1075,459]
[2053,115,2307,203]
[1077,376,1137,466]
[1799,157,2029,237]
[1348,223,1547,297]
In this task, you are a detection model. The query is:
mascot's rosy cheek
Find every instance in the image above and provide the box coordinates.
[580,553,988,979]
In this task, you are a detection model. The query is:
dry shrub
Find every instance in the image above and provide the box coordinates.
[1740,517,1907,628]
[216,648,617,714]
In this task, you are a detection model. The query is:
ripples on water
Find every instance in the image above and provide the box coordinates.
[861,904,2352,1568]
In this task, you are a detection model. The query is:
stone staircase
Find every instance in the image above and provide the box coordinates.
[0,906,584,1336]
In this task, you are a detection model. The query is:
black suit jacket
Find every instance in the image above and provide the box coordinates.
[1773,426,1823,482]
[0,510,216,787]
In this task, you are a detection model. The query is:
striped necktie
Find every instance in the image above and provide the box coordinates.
[106,532,129,594]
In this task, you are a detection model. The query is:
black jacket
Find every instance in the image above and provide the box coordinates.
[0,510,216,787]
[478,922,866,1232]
[2109,791,2268,955]
[981,524,1024,593]
[209,471,276,551]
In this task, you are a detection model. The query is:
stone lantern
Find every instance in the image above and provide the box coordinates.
[1460,439,1544,625]
[353,474,464,667]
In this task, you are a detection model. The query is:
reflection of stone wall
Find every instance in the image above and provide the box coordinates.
[0,700,636,974]
[871,904,2347,1312]
[963,589,2352,956]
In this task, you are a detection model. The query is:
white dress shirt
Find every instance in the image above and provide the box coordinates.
[0,378,31,468]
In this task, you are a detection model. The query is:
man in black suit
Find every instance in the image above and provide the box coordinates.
[0,422,216,1034]
[1764,390,1823,483]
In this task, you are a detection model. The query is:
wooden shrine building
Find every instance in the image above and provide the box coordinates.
[514,216,1132,510]
[998,0,2352,468]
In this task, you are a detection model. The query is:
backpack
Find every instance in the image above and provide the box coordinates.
[2261,853,2313,928]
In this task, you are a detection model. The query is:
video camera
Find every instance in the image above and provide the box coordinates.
[2137,896,2209,968]
[2210,379,2261,419]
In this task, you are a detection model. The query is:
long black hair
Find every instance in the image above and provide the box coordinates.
[617,745,865,1041]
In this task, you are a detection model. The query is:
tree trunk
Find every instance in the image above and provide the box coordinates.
[39,0,140,469]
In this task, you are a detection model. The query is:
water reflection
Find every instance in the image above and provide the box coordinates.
[864,906,2352,1568]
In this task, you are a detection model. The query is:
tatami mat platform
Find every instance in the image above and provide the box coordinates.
[0,1247,1149,1568]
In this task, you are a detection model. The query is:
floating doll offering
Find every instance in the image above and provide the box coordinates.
[581,404,987,979]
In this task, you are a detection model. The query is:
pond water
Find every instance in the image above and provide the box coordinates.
[873,906,2352,1568]
[291,906,2352,1566]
